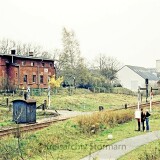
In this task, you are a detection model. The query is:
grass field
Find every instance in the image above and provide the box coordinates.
[1,88,160,127]
[0,89,160,126]
[0,88,160,111]
[1,104,160,160]
[0,88,139,112]
[1,89,160,159]
[0,89,140,127]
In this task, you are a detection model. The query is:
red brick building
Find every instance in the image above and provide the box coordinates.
[0,52,55,90]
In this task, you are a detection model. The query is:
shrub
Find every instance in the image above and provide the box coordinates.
[76,110,134,134]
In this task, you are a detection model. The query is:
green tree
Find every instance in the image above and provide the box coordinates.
[58,27,89,87]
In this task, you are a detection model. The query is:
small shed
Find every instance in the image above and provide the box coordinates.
[12,99,36,124]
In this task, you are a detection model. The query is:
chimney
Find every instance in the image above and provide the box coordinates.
[29,52,33,56]
[11,49,16,55]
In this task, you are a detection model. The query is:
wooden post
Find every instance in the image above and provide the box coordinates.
[9,104,12,112]
[150,92,153,112]
[6,97,9,108]
[42,100,47,111]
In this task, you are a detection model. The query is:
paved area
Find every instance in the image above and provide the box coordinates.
[81,130,160,160]
[37,109,92,123]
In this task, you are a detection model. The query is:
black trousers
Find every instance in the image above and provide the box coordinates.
[141,121,145,131]
[138,120,140,131]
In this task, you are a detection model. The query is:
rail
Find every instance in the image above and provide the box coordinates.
[112,101,160,111]
[1,101,160,137]
[0,117,69,137]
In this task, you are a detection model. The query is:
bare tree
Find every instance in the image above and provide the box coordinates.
[0,38,50,58]
[0,38,16,54]
[93,54,121,82]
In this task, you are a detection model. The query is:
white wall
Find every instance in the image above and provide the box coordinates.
[116,66,145,91]
[156,60,160,73]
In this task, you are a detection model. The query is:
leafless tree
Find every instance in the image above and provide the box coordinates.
[0,38,50,58]
[0,38,16,54]
[93,54,122,81]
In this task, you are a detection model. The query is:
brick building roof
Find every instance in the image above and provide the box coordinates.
[0,54,54,62]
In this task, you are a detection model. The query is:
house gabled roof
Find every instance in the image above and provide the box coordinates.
[0,53,54,62]
[126,65,159,81]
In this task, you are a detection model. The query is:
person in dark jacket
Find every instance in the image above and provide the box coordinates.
[145,109,151,131]
[141,108,146,131]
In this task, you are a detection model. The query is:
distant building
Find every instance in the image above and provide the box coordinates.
[0,51,55,90]
[116,65,159,91]
[156,60,160,78]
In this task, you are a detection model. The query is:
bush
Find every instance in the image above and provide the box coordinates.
[76,110,134,134]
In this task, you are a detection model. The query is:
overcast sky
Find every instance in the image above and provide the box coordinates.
[0,0,160,68]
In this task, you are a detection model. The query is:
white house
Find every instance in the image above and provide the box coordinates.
[116,65,159,91]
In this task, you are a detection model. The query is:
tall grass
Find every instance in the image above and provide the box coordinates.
[76,110,134,134]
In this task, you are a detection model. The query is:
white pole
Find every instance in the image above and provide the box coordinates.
[137,87,140,110]
[150,93,152,112]
[27,86,30,99]
[138,100,140,110]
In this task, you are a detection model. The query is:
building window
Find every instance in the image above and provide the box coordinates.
[15,73,18,78]
[42,62,45,67]
[50,63,52,67]
[33,75,36,83]
[40,75,43,83]
[31,62,35,66]
[24,75,27,82]
[22,61,26,66]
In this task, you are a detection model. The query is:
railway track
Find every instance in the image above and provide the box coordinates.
[0,117,69,137]
[113,100,160,111]
[1,101,160,138]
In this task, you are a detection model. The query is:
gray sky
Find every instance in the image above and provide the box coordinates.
[0,0,160,68]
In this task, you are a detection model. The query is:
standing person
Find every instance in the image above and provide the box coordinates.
[141,108,146,131]
[145,109,151,131]
[137,118,140,131]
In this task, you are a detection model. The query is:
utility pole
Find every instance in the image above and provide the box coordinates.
[139,78,149,103]
[137,86,141,110]
[150,87,158,112]
[145,78,148,102]
[27,86,30,99]
[73,77,76,89]
[150,87,152,112]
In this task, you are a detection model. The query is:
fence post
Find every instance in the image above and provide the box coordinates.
[6,97,9,108]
